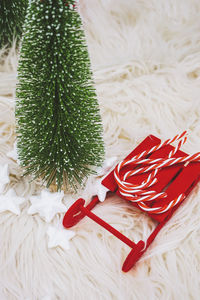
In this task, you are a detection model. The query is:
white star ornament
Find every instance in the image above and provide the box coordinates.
[28,189,67,223]
[47,225,75,250]
[0,188,25,215]
[95,157,117,202]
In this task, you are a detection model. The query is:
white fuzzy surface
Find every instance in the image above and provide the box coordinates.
[1,0,200,299]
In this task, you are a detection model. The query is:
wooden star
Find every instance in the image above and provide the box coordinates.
[95,157,117,202]
[28,189,67,223]
[95,179,110,202]
[47,225,75,250]
[0,188,25,215]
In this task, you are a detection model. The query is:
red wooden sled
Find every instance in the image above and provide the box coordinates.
[63,135,200,272]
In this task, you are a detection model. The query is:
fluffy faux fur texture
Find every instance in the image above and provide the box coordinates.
[1,0,200,299]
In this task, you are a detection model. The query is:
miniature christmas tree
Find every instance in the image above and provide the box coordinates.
[0,0,28,48]
[16,0,104,191]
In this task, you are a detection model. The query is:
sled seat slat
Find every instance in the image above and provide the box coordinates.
[149,161,200,221]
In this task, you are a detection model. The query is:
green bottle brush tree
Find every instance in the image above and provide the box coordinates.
[16,0,104,191]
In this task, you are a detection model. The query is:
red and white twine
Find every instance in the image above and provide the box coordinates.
[114,131,198,214]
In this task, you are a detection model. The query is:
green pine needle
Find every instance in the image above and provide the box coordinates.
[16,0,105,191]
[0,0,28,49]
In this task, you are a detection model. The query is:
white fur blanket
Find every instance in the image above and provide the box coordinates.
[0,0,200,299]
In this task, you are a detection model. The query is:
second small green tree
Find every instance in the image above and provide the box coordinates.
[0,0,28,48]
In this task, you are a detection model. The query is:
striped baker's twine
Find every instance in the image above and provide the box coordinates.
[114,132,187,194]
[137,194,185,213]
[122,151,200,178]
[114,132,190,214]
[125,131,187,163]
